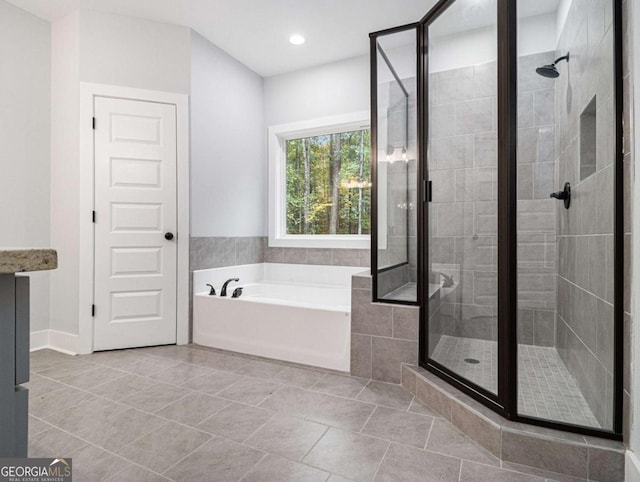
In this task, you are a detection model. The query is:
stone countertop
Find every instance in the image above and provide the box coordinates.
[0,249,58,274]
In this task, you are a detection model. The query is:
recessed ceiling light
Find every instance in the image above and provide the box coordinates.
[289,34,305,45]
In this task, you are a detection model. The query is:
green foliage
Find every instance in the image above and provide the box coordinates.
[286,130,371,235]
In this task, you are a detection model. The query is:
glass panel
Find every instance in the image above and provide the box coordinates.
[375,29,418,302]
[426,0,498,395]
[516,0,615,430]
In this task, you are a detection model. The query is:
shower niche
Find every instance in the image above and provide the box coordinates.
[370,0,623,439]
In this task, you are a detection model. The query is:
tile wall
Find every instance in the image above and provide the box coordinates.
[427,52,558,346]
[190,237,369,271]
[427,60,500,343]
[553,0,618,428]
[350,272,419,383]
[516,51,559,346]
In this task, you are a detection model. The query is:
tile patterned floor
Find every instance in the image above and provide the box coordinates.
[28,345,578,481]
[431,336,600,428]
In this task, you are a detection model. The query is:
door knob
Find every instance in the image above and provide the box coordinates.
[164,232,175,241]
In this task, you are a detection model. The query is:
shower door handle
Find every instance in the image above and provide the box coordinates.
[423,180,432,203]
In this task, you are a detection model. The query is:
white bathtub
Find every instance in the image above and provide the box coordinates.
[193,263,365,372]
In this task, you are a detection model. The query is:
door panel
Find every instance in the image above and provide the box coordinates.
[110,158,162,189]
[94,97,177,350]
[111,247,163,277]
[111,203,163,232]
[424,0,499,397]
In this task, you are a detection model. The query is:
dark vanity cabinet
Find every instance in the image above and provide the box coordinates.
[0,248,57,458]
[0,274,30,457]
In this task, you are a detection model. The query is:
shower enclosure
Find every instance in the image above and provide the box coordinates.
[371,0,623,439]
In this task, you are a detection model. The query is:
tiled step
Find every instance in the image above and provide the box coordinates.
[401,364,625,482]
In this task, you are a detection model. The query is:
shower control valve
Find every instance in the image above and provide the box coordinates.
[550,182,571,209]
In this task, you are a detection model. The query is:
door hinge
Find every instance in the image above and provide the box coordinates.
[91,304,95,317]
[92,117,96,130]
[92,211,96,223]
[428,180,432,203]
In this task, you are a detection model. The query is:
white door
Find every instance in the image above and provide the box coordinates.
[93,96,178,350]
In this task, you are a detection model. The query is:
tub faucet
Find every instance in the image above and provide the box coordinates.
[221,278,240,297]
[231,287,243,298]
[206,284,216,296]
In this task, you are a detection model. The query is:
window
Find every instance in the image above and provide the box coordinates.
[286,131,371,235]
[268,112,371,248]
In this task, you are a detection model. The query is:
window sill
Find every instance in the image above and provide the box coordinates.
[268,235,370,250]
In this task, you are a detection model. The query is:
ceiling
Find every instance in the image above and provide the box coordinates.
[7,0,561,77]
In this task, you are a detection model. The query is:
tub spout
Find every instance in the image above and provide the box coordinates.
[221,278,240,297]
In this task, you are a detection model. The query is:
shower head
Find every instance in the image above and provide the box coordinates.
[536,64,560,78]
[536,53,570,78]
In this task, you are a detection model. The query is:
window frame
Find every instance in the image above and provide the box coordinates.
[268,111,371,249]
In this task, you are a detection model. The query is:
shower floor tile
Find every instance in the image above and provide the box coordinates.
[431,335,600,428]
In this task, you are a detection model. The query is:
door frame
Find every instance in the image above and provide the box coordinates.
[78,82,190,354]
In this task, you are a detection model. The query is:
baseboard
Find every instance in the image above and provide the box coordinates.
[627,450,640,482]
[30,329,78,356]
[30,330,49,352]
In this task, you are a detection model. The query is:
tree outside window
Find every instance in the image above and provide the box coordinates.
[285,129,371,236]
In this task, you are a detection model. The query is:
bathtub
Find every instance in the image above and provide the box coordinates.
[193,263,365,372]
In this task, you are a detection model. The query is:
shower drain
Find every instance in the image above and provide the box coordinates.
[464,358,480,364]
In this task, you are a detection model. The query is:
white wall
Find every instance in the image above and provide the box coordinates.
[49,11,80,336]
[0,0,51,332]
[263,12,555,128]
[264,55,370,127]
[79,11,191,94]
[50,11,192,339]
[190,31,266,237]
[378,42,416,84]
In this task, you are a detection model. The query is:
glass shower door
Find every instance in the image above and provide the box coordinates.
[424,0,499,396]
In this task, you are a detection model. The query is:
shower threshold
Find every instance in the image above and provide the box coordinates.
[431,335,600,428]
[401,363,624,480]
